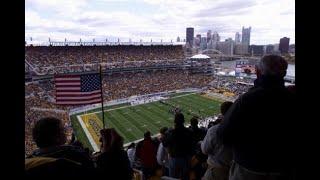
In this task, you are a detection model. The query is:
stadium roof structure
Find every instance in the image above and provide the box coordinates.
[190,54,210,59]
[25,41,184,47]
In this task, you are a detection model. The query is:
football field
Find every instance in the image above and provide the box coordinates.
[70,93,222,151]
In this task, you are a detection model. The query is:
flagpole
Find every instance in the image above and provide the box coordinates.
[99,64,106,129]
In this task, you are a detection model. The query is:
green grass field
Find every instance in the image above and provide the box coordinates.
[71,93,222,151]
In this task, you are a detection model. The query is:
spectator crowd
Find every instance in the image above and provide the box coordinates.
[209,76,254,96]
[25,45,185,74]
[25,51,296,179]
[25,70,255,158]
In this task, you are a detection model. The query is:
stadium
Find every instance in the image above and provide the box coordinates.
[24,0,296,178]
[25,42,248,154]
[25,41,295,179]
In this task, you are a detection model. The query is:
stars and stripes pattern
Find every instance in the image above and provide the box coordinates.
[54,73,102,105]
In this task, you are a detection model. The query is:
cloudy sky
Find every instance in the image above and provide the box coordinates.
[25,0,295,45]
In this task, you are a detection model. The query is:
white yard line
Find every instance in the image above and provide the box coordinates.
[76,115,100,152]
[82,92,197,116]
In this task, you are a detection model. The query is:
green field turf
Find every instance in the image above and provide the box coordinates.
[71,93,222,150]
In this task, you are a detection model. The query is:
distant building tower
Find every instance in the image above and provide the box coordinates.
[196,34,201,41]
[216,39,234,56]
[207,30,212,43]
[212,32,218,42]
[241,26,251,46]
[177,36,181,42]
[200,37,207,50]
[279,37,290,54]
[195,34,201,46]
[235,32,241,43]
[249,45,264,56]
[186,27,194,47]
[266,45,275,54]
[234,44,249,55]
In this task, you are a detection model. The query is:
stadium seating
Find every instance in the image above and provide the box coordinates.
[25,45,185,72]
[25,72,253,157]
[25,45,257,180]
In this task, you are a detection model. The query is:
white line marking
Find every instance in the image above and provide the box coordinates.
[77,115,100,152]
[82,92,197,116]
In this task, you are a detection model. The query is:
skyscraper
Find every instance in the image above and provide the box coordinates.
[200,37,207,50]
[186,27,194,47]
[177,36,180,42]
[279,37,290,54]
[196,34,201,46]
[212,31,220,42]
[241,26,251,46]
[207,30,212,43]
[235,32,241,43]
[196,34,201,40]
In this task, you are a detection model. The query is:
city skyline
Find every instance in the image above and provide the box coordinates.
[26,0,295,45]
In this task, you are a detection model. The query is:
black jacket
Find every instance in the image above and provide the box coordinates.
[162,126,194,158]
[96,150,133,180]
[217,75,296,173]
[31,145,94,169]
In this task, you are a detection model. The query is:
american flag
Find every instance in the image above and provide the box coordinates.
[54,73,102,105]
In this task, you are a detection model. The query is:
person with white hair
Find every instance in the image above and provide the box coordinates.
[217,55,296,180]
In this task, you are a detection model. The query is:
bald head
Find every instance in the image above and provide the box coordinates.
[256,55,288,78]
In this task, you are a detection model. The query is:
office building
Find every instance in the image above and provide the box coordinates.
[242,26,251,46]
[235,32,241,43]
[249,45,264,56]
[207,30,212,42]
[186,27,194,47]
[265,44,274,54]
[200,37,207,50]
[212,31,220,42]
[279,37,290,54]
[217,39,234,55]
[195,34,201,46]
[234,44,249,55]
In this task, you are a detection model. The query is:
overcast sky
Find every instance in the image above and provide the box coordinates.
[25,0,295,45]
